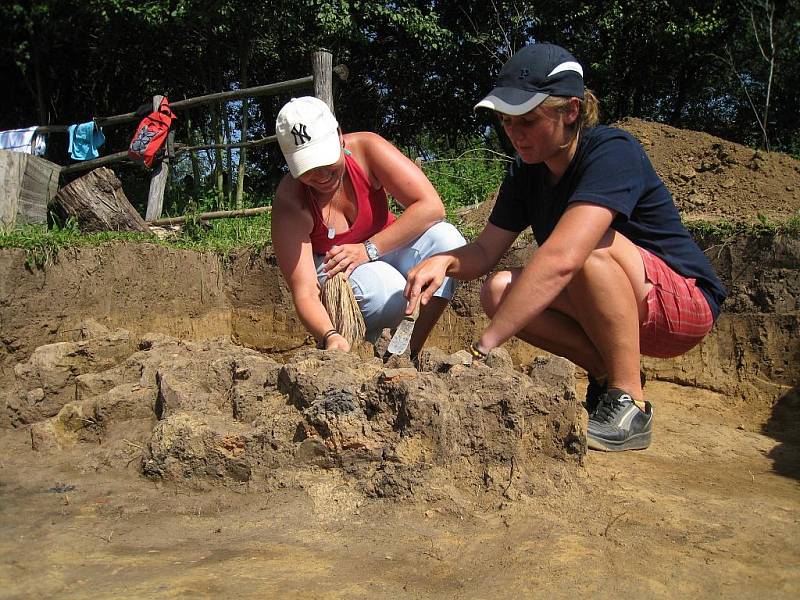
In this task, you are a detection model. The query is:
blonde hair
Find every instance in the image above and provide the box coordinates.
[539,88,599,146]
[541,89,600,127]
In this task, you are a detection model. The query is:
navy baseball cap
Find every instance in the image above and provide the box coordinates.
[475,43,584,115]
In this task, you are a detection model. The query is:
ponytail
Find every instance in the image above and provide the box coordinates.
[579,89,600,129]
[541,89,601,148]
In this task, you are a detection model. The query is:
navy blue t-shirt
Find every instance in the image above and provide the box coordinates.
[489,125,727,319]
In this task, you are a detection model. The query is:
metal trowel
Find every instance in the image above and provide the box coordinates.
[387,302,420,355]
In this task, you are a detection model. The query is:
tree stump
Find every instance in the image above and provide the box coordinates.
[55,167,150,233]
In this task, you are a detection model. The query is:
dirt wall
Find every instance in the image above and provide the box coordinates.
[1,232,797,411]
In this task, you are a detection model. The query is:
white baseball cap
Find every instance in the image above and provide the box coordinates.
[276,96,341,178]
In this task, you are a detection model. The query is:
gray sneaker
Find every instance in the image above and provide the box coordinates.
[587,388,653,451]
[585,371,647,415]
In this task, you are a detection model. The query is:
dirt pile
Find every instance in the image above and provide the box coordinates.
[617,118,800,223]
[6,322,584,499]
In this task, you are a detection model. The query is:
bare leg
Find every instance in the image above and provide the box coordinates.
[566,230,650,399]
[481,271,606,376]
[480,229,651,400]
[409,296,450,356]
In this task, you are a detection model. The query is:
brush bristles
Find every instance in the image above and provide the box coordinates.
[320,272,366,347]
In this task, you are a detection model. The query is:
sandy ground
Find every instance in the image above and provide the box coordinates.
[1,379,797,599]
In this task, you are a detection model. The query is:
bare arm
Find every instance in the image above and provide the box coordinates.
[322,133,447,279]
[359,132,446,254]
[404,223,519,313]
[272,176,349,351]
[477,202,616,351]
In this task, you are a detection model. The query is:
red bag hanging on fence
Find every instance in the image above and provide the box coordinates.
[128,97,176,168]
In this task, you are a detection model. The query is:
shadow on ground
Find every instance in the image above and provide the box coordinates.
[764,386,800,481]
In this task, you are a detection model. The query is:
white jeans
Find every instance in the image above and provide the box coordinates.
[315,221,466,341]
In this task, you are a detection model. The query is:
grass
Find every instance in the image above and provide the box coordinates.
[685,214,800,240]
[420,147,509,240]
[0,211,273,270]
[3,211,796,271]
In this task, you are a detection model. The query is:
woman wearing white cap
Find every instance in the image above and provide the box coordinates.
[272,96,465,356]
[406,44,726,452]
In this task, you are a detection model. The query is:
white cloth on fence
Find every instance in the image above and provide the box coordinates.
[0,126,47,155]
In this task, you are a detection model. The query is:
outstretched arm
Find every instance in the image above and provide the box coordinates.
[404,223,518,314]
[475,202,615,352]
[320,132,448,280]
[272,178,349,351]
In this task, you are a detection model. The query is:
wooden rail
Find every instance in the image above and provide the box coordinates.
[147,206,271,226]
[37,51,340,225]
[35,76,314,134]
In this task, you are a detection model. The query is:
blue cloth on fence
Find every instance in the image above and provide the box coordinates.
[68,121,105,160]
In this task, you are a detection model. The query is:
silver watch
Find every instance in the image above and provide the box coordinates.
[364,239,380,261]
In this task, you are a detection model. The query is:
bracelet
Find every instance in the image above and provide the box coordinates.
[322,329,339,345]
[469,342,488,360]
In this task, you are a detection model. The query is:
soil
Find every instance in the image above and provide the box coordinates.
[1,121,799,598]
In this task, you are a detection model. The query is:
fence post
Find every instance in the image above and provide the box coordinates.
[145,94,173,221]
[312,50,334,113]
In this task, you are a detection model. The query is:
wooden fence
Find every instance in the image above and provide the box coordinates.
[42,50,339,224]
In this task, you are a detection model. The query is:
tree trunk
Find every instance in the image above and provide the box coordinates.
[235,41,250,209]
[0,151,59,228]
[55,168,150,233]
[210,103,225,209]
[669,68,690,126]
[223,111,233,206]
[32,36,48,127]
[187,116,202,201]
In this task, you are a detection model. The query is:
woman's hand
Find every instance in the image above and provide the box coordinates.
[323,244,369,278]
[325,332,350,351]
[404,254,453,314]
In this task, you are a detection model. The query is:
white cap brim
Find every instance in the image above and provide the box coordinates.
[474,91,550,115]
[285,129,342,178]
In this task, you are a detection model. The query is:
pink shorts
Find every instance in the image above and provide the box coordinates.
[638,248,714,358]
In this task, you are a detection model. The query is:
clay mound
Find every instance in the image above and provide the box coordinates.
[6,323,585,501]
[616,118,800,223]
[459,118,800,232]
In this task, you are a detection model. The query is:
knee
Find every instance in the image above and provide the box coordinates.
[424,222,467,255]
[570,246,614,285]
[480,271,513,317]
[349,263,406,327]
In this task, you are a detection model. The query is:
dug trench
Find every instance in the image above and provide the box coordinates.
[1,120,799,597]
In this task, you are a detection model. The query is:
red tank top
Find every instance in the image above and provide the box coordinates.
[303,151,396,254]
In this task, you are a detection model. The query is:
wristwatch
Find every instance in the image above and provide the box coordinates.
[364,239,380,262]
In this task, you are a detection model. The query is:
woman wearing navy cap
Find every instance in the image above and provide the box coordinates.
[406,44,726,452]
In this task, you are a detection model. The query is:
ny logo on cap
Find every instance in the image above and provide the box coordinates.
[291,124,311,146]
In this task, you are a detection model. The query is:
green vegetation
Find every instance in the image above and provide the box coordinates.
[0,212,273,270]
[3,0,798,206]
[422,148,508,209]
[3,135,796,270]
[685,215,800,240]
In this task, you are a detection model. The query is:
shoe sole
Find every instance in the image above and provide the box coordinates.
[587,431,652,452]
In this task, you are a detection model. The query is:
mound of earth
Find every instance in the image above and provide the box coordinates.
[619,118,800,223]
[5,322,584,500]
[461,118,800,230]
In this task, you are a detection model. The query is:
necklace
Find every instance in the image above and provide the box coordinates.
[311,178,344,239]
[325,183,340,239]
